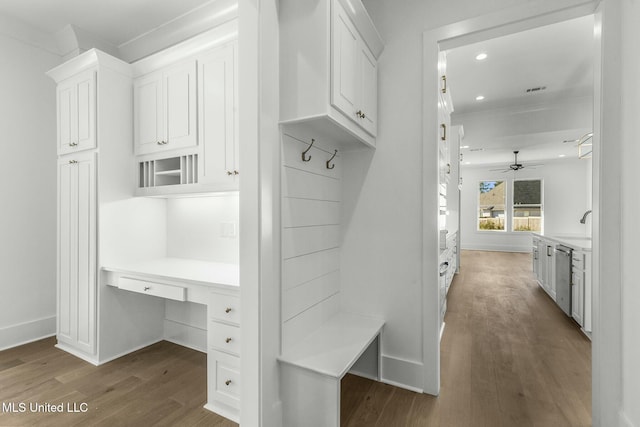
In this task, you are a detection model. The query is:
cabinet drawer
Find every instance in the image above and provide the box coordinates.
[119,277,186,301]
[208,350,240,409]
[209,293,240,325]
[209,322,240,355]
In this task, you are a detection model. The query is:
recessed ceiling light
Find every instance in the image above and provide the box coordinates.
[559,154,566,158]
[461,145,469,149]
[476,95,485,101]
[464,162,471,165]
[475,53,488,61]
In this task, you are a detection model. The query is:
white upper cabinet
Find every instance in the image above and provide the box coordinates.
[131,21,239,196]
[280,0,383,149]
[198,42,239,190]
[134,73,163,154]
[358,45,378,136]
[134,59,197,155]
[331,6,359,121]
[331,0,378,137]
[57,69,96,155]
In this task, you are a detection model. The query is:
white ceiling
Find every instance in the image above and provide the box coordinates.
[446,15,595,166]
[0,0,213,46]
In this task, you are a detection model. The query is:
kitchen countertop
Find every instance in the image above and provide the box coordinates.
[532,233,592,252]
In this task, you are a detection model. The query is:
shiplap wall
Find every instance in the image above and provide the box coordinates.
[281,133,341,351]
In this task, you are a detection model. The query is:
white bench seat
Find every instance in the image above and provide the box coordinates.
[279,312,385,427]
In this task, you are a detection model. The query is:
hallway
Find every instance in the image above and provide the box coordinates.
[341,250,592,426]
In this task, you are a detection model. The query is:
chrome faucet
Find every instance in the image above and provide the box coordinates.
[580,210,592,224]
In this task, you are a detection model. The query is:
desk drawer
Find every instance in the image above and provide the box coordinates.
[209,293,240,325]
[119,277,186,301]
[208,350,240,409]
[209,321,240,356]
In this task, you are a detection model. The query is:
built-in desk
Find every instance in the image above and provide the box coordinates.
[102,258,240,423]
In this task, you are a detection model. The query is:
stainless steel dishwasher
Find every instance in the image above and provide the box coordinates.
[555,245,573,316]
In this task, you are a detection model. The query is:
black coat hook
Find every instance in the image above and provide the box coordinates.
[326,149,338,169]
[302,139,315,162]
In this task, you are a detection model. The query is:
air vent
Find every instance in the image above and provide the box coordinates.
[525,86,547,93]
[470,148,484,152]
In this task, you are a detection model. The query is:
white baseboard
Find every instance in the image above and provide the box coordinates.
[97,339,163,365]
[163,319,207,353]
[619,409,636,427]
[0,316,56,351]
[461,244,531,253]
[381,355,424,393]
[55,342,98,366]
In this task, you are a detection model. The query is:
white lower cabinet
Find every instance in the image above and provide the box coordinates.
[572,251,586,327]
[57,152,97,356]
[208,350,241,410]
[207,290,241,423]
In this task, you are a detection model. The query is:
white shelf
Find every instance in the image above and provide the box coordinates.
[155,169,181,176]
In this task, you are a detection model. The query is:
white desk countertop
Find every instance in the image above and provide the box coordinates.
[102,258,240,288]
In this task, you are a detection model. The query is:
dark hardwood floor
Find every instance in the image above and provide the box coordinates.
[340,250,592,426]
[0,250,590,426]
[0,339,235,427]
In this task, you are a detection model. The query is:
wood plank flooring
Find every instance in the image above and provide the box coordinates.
[340,250,592,426]
[0,250,590,426]
[0,339,236,427]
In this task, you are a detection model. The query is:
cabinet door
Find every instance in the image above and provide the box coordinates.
[57,69,96,155]
[57,153,96,355]
[571,270,584,326]
[358,43,377,136]
[198,43,238,190]
[331,1,359,122]
[134,72,163,155]
[164,60,197,151]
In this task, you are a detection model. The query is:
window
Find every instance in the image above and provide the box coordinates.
[513,179,543,232]
[478,180,505,231]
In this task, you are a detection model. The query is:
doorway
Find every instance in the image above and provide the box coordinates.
[422,1,602,424]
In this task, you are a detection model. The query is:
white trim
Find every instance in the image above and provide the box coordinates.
[130,20,238,76]
[381,355,424,392]
[0,13,60,55]
[461,244,531,253]
[0,316,56,351]
[96,339,164,365]
[54,342,99,366]
[118,0,239,63]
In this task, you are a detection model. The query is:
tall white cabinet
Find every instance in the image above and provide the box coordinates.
[57,152,96,355]
[48,50,134,363]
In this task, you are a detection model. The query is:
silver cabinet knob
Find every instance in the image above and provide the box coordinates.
[225,307,232,313]
[225,337,232,343]
[225,380,232,386]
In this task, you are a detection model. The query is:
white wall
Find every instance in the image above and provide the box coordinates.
[0,28,61,350]
[340,0,591,394]
[621,2,640,426]
[166,194,240,264]
[460,159,590,252]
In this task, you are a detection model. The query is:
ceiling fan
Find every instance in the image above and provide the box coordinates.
[490,151,543,173]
